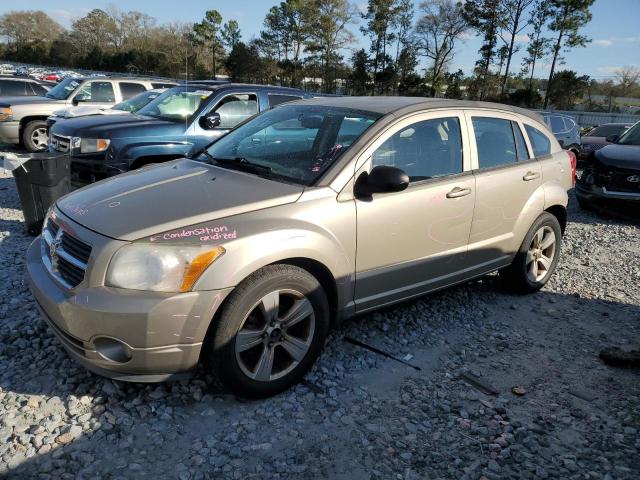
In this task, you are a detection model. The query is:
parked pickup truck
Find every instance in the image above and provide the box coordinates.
[0,76,176,151]
[48,83,315,187]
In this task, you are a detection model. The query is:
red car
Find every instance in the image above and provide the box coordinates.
[578,123,633,164]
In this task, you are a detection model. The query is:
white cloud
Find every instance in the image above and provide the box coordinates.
[593,39,613,47]
[459,31,476,41]
[46,8,91,27]
[596,66,620,75]
[514,34,529,44]
[623,36,640,43]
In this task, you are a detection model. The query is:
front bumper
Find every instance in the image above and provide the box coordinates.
[27,236,232,382]
[0,121,20,144]
[575,181,640,212]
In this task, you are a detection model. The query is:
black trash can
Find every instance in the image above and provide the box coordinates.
[11,152,71,236]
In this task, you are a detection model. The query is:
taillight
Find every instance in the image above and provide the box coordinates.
[567,150,577,187]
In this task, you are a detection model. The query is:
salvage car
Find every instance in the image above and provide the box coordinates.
[0,76,176,152]
[578,122,633,165]
[48,83,313,187]
[542,112,581,154]
[576,121,640,213]
[27,97,574,398]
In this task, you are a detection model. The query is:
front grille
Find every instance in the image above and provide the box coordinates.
[42,219,92,288]
[50,133,71,153]
[607,172,640,193]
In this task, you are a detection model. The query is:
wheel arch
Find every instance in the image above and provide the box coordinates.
[545,204,567,234]
[19,115,49,137]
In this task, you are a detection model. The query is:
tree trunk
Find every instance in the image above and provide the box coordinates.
[500,9,521,98]
[543,4,568,109]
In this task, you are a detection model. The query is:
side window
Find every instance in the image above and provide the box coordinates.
[549,115,566,134]
[563,117,576,132]
[268,94,302,108]
[30,83,48,96]
[213,94,258,129]
[524,124,552,157]
[119,82,147,100]
[511,122,530,160]
[372,117,463,182]
[77,81,115,103]
[0,80,27,96]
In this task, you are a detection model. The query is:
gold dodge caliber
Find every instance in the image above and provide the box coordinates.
[27,97,575,398]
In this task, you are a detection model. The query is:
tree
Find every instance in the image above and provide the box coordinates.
[71,9,118,57]
[0,10,63,47]
[393,0,415,94]
[546,69,589,109]
[463,0,505,100]
[543,0,595,108]
[615,66,640,98]
[350,48,370,94]
[415,1,468,97]
[498,0,535,98]
[361,0,397,94]
[225,41,264,82]
[221,20,241,50]
[444,69,465,98]
[304,0,355,93]
[521,0,550,101]
[193,10,223,79]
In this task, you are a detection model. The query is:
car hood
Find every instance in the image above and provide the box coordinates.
[0,95,61,107]
[56,159,304,241]
[50,114,184,139]
[594,144,640,170]
[52,106,125,119]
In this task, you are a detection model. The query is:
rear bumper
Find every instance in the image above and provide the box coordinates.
[27,237,233,382]
[0,121,20,144]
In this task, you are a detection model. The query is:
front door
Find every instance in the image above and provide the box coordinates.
[354,112,475,312]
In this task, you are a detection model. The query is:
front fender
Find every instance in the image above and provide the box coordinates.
[115,140,194,165]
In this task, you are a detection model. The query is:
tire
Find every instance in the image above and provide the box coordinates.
[203,264,330,398]
[500,212,562,294]
[22,120,49,152]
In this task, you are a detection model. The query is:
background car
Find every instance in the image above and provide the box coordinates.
[0,77,51,97]
[576,121,640,214]
[542,112,581,154]
[578,122,634,165]
[47,88,167,128]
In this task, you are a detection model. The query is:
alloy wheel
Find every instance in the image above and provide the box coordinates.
[31,127,48,150]
[526,226,556,282]
[235,289,315,382]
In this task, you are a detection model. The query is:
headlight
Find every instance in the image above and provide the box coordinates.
[106,244,225,292]
[0,106,12,121]
[79,138,110,153]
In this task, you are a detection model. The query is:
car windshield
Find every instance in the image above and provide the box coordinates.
[45,78,81,100]
[205,104,381,186]
[588,124,630,137]
[112,90,163,113]
[616,122,640,146]
[137,86,213,122]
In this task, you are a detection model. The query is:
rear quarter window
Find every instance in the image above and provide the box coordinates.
[524,124,552,157]
[268,94,303,108]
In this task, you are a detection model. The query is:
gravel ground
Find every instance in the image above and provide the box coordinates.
[1,166,639,479]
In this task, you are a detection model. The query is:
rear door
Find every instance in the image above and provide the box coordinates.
[465,110,543,271]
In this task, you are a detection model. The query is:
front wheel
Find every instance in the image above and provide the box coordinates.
[203,265,330,398]
[22,120,49,152]
[500,212,562,293]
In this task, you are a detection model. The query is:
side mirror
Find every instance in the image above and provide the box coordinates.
[605,134,619,143]
[355,165,409,197]
[200,112,221,130]
[72,94,87,106]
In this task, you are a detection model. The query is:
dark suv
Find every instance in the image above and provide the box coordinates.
[49,83,315,187]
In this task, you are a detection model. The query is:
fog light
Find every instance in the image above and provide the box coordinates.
[94,337,132,363]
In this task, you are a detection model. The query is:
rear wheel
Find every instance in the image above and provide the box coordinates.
[22,120,48,152]
[203,265,330,398]
[500,213,562,293]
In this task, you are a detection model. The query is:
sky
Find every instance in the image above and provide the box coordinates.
[5,0,640,80]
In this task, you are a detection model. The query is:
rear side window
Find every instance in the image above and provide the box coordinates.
[548,115,566,134]
[524,125,552,157]
[372,117,463,182]
[563,117,576,131]
[77,81,116,103]
[119,82,147,100]
[472,117,517,169]
[512,122,530,160]
[268,94,302,108]
[30,83,48,96]
[0,80,28,96]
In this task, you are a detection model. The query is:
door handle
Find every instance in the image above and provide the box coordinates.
[446,187,472,199]
[522,171,540,181]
